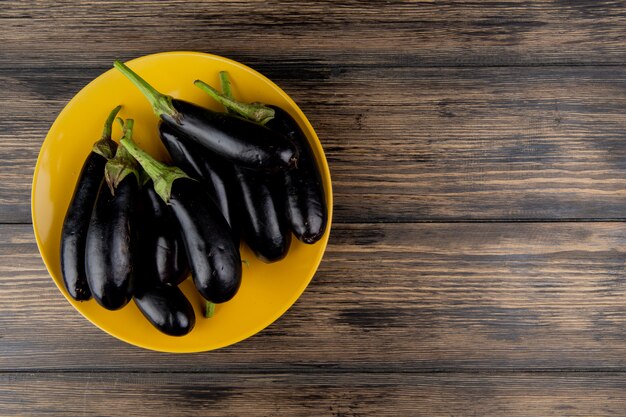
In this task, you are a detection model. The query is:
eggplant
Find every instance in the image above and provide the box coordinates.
[85,119,141,310]
[121,131,242,304]
[113,60,298,171]
[235,167,291,262]
[84,176,138,310]
[134,285,195,336]
[201,72,326,243]
[138,182,189,286]
[203,70,290,261]
[159,124,239,234]
[159,124,205,180]
[265,105,327,244]
[60,105,121,301]
[169,179,242,303]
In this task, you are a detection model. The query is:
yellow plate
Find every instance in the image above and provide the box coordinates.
[31,51,333,352]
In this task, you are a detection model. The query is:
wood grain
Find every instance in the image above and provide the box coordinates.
[5,66,626,223]
[3,0,626,68]
[4,222,626,371]
[4,1,626,415]
[2,372,626,417]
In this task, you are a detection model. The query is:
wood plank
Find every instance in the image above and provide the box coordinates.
[3,222,626,371]
[3,1,626,68]
[5,66,626,223]
[2,372,626,416]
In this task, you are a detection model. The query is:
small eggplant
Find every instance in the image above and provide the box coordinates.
[134,285,195,336]
[60,105,121,301]
[85,119,141,310]
[235,167,291,262]
[121,128,242,304]
[265,105,327,244]
[159,124,239,234]
[113,60,298,171]
[138,182,189,286]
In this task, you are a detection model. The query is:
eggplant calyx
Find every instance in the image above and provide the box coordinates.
[92,105,122,159]
[120,125,190,203]
[113,60,181,122]
[194,77,275,125]
[104,118,141,194]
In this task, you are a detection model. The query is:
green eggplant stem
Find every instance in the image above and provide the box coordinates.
[113,60,180,121]
[219,71,237,118]
[194,78,275,125]
[101,105,122,141]
[204,300,216,318]
[115,119,138,163]
[119,122,189,203]
[219,71,234,103]
[92,105,122,159]
[114,116,149,185]
[104,118,141,193]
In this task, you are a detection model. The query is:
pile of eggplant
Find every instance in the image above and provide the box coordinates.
[60,61,327,336]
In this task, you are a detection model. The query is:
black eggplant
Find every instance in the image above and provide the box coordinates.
[121,131,242,304]
[85,176,138,310]
[60,105,121,301]
[209,70,290,261]
[205,71,327,244]
[159,124,205,180]
[138,182,189,286]
[265,105,327,244]
[169,180,242,302]
[113,60,298,171]
[159,124,239,234]
[134,285,195,336]
[235,167,291,262]
[208,71,291,262]
[85,119,141,310]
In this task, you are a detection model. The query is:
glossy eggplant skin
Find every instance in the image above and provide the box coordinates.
[85,177,138,310]
[159,124,239,234]
[161,99,298,171]
[235,167,291,263]
[138,183,189,286]
[60,152,110,301]
[265,106,327,244]
[134,285,195,336]
[159,124,205,180]
[168,179,242,303]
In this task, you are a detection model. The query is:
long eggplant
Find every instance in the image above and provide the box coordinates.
[121,130,242,304]
[235,167,291,262]
[169,180,242,302]
[265,105,327,244]
[159,124,239,234]
[85,176,138,310]
[113,60,298,171]
[204,71,327,245]
[60,105,121,301]
[134,285,195,336]
[200,72,327,244]
[138,182,190,286]
[210,70,289,262]
[85,119,140,310]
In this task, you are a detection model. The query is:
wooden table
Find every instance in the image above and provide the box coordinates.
[3,1,626,415]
